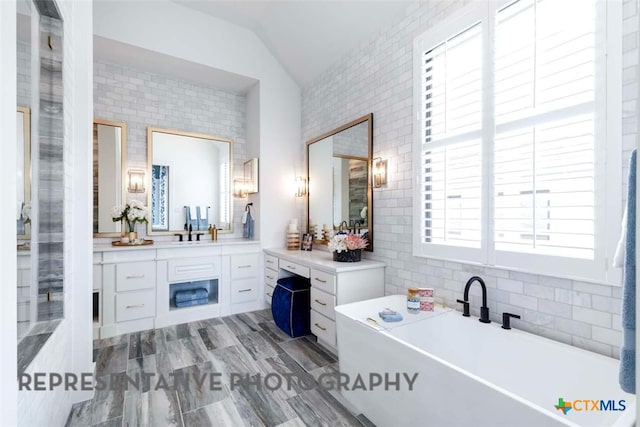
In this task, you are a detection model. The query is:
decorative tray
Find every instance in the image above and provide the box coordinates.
[111,239,154,247]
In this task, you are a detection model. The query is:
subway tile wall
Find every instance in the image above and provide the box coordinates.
[302,0,640,358]
[93,59,248,240]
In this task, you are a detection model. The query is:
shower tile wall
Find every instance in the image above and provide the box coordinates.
[37,15,64,321]
[301,0,640,358]
[17,40,30,107]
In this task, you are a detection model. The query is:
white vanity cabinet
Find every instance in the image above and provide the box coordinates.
[264,253,278,305]
[98,249,157,338]
[263,248,385,351]
[226,245,261,314]
[94,240,262,338]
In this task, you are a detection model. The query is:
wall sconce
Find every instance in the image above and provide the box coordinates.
[234,179,249,198]
[373,157,387,188]
[127,169,146,193]
[295,176,307,197]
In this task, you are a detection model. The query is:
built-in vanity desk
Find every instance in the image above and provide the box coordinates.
[263,248,385,350]
[93,239,261,338]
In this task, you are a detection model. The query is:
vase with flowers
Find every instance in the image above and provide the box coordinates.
[328,233,368,262]
[111,200,149,243]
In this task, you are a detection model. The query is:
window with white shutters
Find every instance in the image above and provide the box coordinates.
[413,0,621,284]
[494,0,596,259]
[422,22,483,249]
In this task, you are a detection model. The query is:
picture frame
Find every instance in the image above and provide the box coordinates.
[244,158,259,194]
[301,233,313,251]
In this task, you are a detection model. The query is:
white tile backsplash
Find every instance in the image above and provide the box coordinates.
[93,59,247,241]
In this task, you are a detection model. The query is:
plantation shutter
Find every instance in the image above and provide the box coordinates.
[494,0,597,259]
[420,22,483,249]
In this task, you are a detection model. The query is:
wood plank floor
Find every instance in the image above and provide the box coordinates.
[66,309,375,427]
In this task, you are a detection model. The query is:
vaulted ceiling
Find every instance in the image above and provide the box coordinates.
[173,1,412,87]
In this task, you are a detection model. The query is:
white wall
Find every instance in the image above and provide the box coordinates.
[245,83,261,239]
[0,0,18,423]
[93,0,301,249]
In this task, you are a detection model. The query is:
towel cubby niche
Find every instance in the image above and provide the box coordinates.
[169,279,218,311]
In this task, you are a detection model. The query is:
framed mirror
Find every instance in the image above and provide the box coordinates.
[147,127,233,235]
[307,113,373,250]
[93,119,127,237]
[17,107,31,240]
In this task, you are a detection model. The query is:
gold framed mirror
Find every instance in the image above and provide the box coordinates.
[17,106,31,240]
[93,119,127,237]
[307,113,373,251]
[147,127,234,236]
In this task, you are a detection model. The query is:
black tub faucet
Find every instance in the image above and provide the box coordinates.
[457,276,491,324]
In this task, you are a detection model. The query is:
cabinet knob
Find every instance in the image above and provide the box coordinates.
[314,299,327,306]
[314,278,327,283]
[126,304,144,309]
[126,275,145,279]
[238,289,252,293]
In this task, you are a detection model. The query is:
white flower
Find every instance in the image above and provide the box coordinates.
[111,205,124,220]
[127,206,148,222]
[328,234,348,253]
[129,199,145,210]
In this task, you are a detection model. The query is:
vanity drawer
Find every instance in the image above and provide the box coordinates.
[310,269,336,295]
[311,287,336,320]
[279,260,310,278]
[264,254,278,270]
[116,290,156,322]
[264,269,278,287]
[231,278,258,303]
[311,310,336,348]
[265,284,275,305]
[116,261,156,292]
[231,253,259,279]
[93,265,102,291]
[168,256,219,282]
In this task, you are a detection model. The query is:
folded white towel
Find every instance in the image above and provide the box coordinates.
[242,211,248,224]
[614,207,627,268]
[200,206,208,220]
[17,201,22,220]
[189,206,197,220]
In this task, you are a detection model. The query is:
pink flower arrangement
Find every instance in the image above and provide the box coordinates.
[328,233,368,252]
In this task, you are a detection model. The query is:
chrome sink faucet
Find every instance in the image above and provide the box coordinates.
[456,276,491,324]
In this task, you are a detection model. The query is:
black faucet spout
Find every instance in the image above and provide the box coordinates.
[463,276,491,324]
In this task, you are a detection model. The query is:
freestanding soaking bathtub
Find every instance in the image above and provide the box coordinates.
[335,295,635,427]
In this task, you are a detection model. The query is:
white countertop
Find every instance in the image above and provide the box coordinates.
[94,238,259,252]
[264,247,385,273]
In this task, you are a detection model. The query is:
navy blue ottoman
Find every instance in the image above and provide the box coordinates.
[271,276,311,338]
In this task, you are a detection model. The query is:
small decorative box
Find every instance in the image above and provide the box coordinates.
[418,287,434,311]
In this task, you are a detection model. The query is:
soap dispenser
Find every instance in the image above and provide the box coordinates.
[209,224,217,241]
